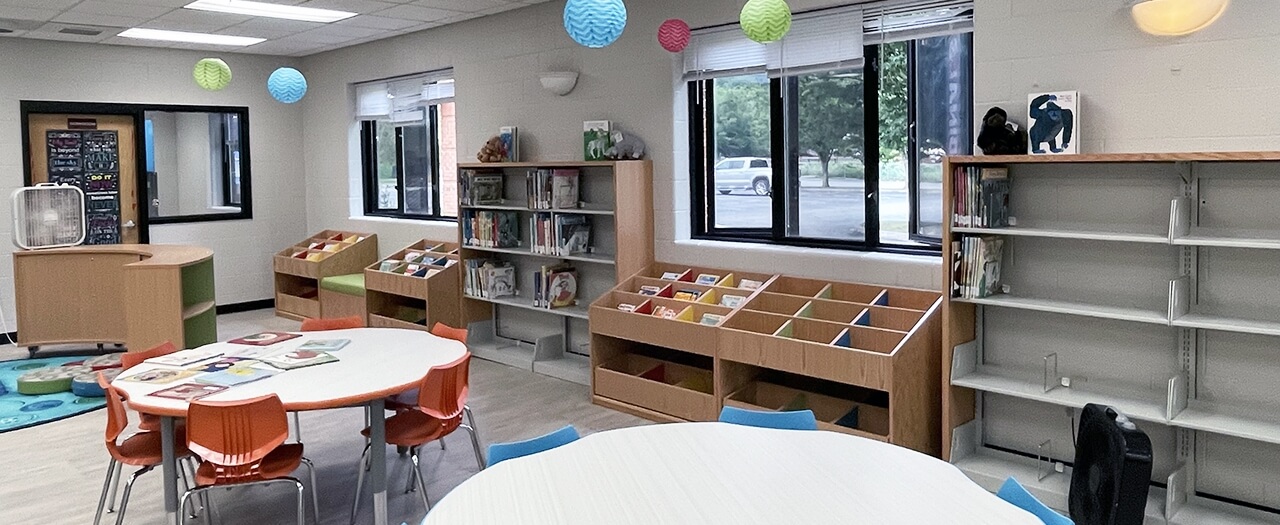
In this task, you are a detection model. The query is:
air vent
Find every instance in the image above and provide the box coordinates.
[0,29,12,34]
[59,26,103,36]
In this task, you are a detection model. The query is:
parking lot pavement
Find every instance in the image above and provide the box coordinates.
[712,180,943,240]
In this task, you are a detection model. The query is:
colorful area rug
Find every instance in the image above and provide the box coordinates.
[0,357,106,433]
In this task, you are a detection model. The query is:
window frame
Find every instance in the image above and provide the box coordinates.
[360,104,454,222]
[220,113,242,208]
[689,36,972,256]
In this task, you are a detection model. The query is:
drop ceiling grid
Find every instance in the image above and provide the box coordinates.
[0,0,551,56]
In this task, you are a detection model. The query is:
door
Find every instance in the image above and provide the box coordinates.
[27,113,140,244]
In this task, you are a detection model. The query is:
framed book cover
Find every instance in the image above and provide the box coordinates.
[1027,91,1078,155]
[149,382,228,401]
[584,120,612,161]
[229,332,301,346]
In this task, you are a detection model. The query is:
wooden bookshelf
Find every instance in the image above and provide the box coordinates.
[364,240,461,331]
[456,160,654,386]
[590,262,943,455]
[272,230,377,321]
[942,152,1280,524]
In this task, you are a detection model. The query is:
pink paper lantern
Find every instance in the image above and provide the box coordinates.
[657,18,691,53]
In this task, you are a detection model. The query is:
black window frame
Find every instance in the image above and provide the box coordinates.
[220,113,242,207]
[360,104,454,221]
[690,35,973,256]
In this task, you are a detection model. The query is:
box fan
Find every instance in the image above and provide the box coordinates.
[12,183,86,250]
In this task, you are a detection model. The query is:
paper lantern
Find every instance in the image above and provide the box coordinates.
[267,67,307,104]
[740,0,791,44]
[1131,0,1229,36]
[193,58,232,91]
[657,18,691,53]
[563,0,627,48]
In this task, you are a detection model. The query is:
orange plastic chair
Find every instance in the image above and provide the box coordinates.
[352,352,482,519]
[300,315,366,331]
[120,341,179,433]
[182,394,318,525]
[93,373,194,525]
[386,323,471,411]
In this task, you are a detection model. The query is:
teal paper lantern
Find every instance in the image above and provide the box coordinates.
[563,0,627,48]
[267,67,307,104]
[740,0,792,44]
[193,58,232,91]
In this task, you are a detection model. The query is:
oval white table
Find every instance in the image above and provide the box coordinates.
[424,422,1041,525]
[113,328,467,525]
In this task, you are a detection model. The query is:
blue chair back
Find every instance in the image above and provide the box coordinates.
[718,406,818,431]
[997,477,1074,525]
[487,425,580,467]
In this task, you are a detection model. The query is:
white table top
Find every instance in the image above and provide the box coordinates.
[112,328,467,416]
[425,422,1040,525]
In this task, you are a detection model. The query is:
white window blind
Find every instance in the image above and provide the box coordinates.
[682,0,971,80]
[354,69,454,122]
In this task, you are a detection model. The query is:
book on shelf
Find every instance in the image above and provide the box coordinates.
[617,303,638,312]
[499,126,519,162]
[557,214,591,256]
[952,166,1010,228]
[404,264,422,276]
[720,294,746,308]
[464,259,515,299]
[533,263,576,309]
[738,278,764,291]
[952,235,1005,299]
[674,289,702,301]
[460,170,504,205]
[638,285,662,296]
[584,120,612,161]
[660,271,683,280]
[552,169,580,209]
[695,273,720,285]
[463,210,520,248]
[700,313,724,325]
[485,264,517,299]
[378,260,399,272]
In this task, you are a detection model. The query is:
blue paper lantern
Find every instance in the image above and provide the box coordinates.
[267,67,307,104]
[563,0,627,48]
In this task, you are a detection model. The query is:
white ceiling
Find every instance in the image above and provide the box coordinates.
[0,0,550,56]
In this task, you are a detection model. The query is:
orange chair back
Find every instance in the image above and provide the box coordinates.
[430,323,468,344]
[301,316,365,332]
[415,352,471,421]
[187,394,290,482]
[98,372,130,446]
[120,341,178,370]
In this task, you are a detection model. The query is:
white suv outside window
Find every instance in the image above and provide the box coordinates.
[714,157,771,196]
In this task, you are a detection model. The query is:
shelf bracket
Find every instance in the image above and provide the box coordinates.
[1166,464,1189,521]
[949,419,981,464]
[951,341,979,382]
[1166,371,1189,420]
[1035,439,1060,481]
[1043,353,1062,393]
[1176,161,1193,186]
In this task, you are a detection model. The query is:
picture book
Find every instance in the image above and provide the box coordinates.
[546,268,577,309]
[651,305,671,318]
[378,260,399,272]
[720,294,747,308]
[660,308,678,320]
[674,289,702,301]
[117,368,199,385]
[1027,91,1078,155]
[229,332,301,346]
[583,120,612,161]
[700,313,724,326]
[195,366,280,388]
[500,126,519,162]
[551,169,580,209]
[738,279,764,291]
[469,174,505,205]
[297,339,351,352]
[148,382,228,402]
[484,265,517,299]
[617,303,637,312]
[259,349,339,371]
[638,285,662,296]
[404,252,424,263]
[147,349,223,367]
[556,214,591,256]
[412,266,432,277]
[695,273,721,286]
[188,357,257,373]
[660,271,683,281]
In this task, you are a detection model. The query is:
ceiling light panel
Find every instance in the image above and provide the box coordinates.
[118,27,265,46]
[185,0,357,23]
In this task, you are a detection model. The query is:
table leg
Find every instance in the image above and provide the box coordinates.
[369,398,387,525]
[160,416,179,525]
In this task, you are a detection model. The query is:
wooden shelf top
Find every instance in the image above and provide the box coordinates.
[947,151,1280,164]
[458,160,641,169]
[15,243,213,268]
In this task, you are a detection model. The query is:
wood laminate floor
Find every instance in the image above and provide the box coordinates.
[0,310,647,525]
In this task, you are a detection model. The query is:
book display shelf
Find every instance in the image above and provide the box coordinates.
[590,262,943,454]
[943,152,1280,525]
[364,240,461,331]
[272,230,378,321]
[455,160,653,386]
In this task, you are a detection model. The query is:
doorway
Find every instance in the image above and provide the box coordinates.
[26,113,140,244]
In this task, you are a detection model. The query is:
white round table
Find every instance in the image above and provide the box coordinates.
[113,328,467,525]
[424,422,1041,525]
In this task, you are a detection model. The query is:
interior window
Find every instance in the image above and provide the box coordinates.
[144,108,250,221]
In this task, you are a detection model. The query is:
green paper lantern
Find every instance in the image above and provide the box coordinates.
[740,0,792,44]
[193,58,232,91]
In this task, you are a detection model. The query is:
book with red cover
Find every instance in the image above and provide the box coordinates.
[228,332,301,346]
[148,382,228,401]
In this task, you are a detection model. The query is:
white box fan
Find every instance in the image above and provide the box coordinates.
[12,183,86,250]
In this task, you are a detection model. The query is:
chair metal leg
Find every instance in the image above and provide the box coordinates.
[409,448,431,511]
[292,412,303,443]
[114,465,153,525]
[464,406,485,469]
[404,447,417,494]
[106,459,122,512]
[300,456,320,523]
[294,479,306,525]
[439,438,447,451]
[93,459,118,525]
[350,443,371,524]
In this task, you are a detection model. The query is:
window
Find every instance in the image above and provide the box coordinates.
[356,70,457,220]
[143,107,251,222]
[688,2,973,253]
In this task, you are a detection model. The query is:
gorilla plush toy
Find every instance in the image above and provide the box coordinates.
[1028,94,1074,154]
[976,107,1027,155]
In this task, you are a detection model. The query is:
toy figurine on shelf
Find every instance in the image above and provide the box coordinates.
[476,136,507,163]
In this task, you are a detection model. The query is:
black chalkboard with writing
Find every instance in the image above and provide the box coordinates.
[45,129,121,244]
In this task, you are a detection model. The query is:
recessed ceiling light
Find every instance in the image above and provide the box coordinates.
[118,28,265,46]
[184,0,357,23]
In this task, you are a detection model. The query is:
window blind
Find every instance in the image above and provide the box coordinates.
[683,25,768,80]
[354,69,454,121]
[766,6,864,77]
[863,0,973,44]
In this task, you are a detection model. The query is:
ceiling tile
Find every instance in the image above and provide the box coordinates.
[24,30,110,44]
[231,16,323,33]
[281,30,358,45]
[143,9,251,32]
[217,21,294,40]
[297,0,399,14]
[52,11,151,28]
[412,0,510,13]
[306,23,382,39]
[0,29,28,37]
[337,15,419,31]
[68,1,174,19]
[236,38,320,55]
[0,6,64,23]
[377,4,461,22]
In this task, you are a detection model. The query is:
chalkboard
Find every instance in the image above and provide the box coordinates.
[45,129,121,245]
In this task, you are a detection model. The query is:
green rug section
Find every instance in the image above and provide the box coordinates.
[0,357,107,433]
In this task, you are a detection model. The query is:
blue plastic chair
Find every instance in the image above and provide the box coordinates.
[997,477,1074,525]
[486,425,580,467]
[718,406,818,431]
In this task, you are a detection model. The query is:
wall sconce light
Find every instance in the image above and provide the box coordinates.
[1130,0,1229,36]
[540,71,579,96]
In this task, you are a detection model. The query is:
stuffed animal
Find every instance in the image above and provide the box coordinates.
[604,130,646,160]
[976,106,1028,155]
[476,136,507,163]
